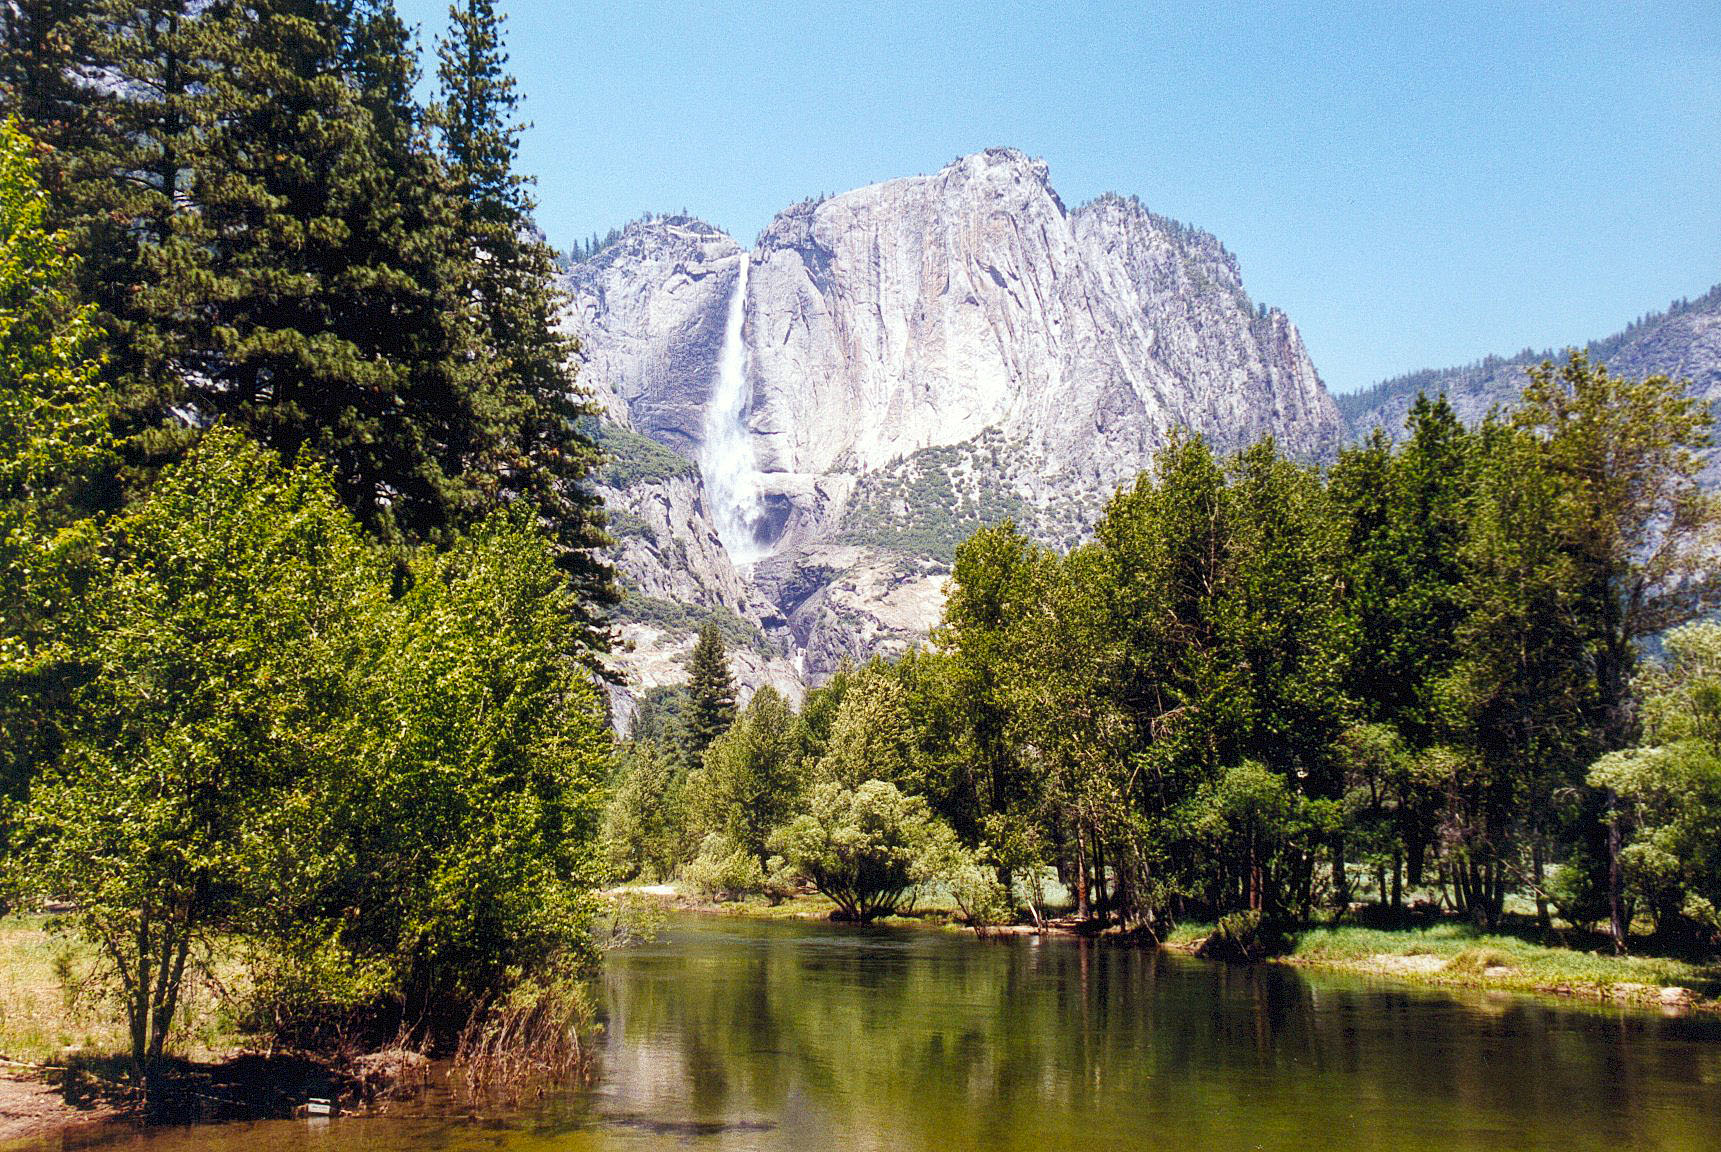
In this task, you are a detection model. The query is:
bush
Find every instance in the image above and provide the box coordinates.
[770,780,954,922]
[1196,911,1294,963]
[1446,946,1515,975]
[680,835,766,902]
[944,852,1011,928]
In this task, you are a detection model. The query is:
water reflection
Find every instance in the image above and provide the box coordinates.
[68,914,1721,1152]
[585,916,1721,1152]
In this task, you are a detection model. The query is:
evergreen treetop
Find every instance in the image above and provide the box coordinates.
[685,620,737,760]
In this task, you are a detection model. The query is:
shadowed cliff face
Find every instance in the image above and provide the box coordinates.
[564,149,1346,709]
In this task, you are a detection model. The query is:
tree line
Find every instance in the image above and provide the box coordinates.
[0,0,614,1084]
[611,362,1721,955]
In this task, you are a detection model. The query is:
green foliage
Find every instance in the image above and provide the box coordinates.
[603,738,693,883]
[1,0,611,614]
[770,780,957,922]
[1591,623,1721,943]
[838,430,1080,560]
[594,421,698,489]
[683,620,737,760]
[691,686,805,866]
[10,428,384,1071]
[680,833,766,902]
[0,121,110,801]
[619,589,769,654]
[434,0,611,598]
[816,664,922,790]
[1197,910,1293,963]
[7,430,609,1067]
[320,508,609,1018]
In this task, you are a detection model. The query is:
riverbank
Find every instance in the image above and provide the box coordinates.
[611,884,1721,1015]
[1266,923,1720,1011]
[0,915,432,1146]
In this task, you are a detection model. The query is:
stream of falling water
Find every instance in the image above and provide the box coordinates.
[702,253,768,564]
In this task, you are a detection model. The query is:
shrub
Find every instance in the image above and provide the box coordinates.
[681,835,766,901]
[770,780,954,922]
[1446,946,1515,975]
[1196,911,1293,962]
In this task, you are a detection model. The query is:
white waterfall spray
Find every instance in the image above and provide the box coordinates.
[702,254,768,564]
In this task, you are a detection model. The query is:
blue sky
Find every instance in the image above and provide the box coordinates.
[394,1,1719,394]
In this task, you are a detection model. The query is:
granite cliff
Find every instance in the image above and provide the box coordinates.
[565,148,1347,708]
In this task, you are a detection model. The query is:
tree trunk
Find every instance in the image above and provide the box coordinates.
[1607,792,1628,953]
[1074,823,1090,922]
[1331,833,1348,908]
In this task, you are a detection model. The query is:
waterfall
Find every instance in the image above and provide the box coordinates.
[702,254,768,564]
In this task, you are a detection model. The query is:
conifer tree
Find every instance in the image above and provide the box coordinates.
[685,621,737,761]
[178,0,481,542]
[0,1,101,181]
[434,0,610,618]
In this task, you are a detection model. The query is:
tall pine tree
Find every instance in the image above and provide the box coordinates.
[434,0,610,624]
[685,621,737,762]
[177,0,484,543]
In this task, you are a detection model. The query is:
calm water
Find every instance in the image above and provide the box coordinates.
[78,914,1721,1152]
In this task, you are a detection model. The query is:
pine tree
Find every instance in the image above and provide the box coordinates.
[434,0,611,624]
[1,2,206,471]
[0,2,101,183]
[176,0,483,543]
[685,621,737,761]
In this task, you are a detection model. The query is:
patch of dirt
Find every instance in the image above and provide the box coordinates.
[0,1069,121,1146]
[1363,952,1449,976]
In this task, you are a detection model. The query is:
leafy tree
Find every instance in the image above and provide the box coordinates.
[603,738,693,883]
[1513,351,1718,948]
[691,685,804,866]
[10,427,383,1077]
[1590,622,1721,946]
[0,120,110,804]
[1183,762,1305,916]
[817,664,921,790]
[683,619,736,760]
[1441,420,1590,928]
[302,507,610,1022]
[770,779,956,922]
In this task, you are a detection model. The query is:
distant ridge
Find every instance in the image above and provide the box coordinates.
[1341,283,1721,437]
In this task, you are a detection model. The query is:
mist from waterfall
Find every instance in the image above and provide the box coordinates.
[702,254,768,564]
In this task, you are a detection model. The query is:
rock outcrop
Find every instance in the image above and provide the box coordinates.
[566,149,1348,707]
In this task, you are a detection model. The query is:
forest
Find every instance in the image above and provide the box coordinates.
[610,363,1721,961]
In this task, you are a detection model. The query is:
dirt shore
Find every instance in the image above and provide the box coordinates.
[0,1069,121,1148]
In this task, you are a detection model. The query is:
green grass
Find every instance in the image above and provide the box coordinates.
[1284,922,1721,1003]
[0,915,250,1067]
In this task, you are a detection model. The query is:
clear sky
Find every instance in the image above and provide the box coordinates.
[394,0,1719,394]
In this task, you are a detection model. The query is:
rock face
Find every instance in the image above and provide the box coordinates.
[566,148,1347,707]
[1340,284,1721,442]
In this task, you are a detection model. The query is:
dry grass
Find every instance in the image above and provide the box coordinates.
[0,914,249,1067]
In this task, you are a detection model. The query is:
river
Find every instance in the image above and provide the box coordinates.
[79,914,1721,1152]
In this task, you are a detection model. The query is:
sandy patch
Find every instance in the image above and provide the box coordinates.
[1364,952,1448,976]
[0,1071,119,1146]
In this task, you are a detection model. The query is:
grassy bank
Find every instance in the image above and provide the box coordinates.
[621,886,1721,1014]
[1165,919,1721,1009]
[0,915,248,1067]
[0,915,439,1143]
